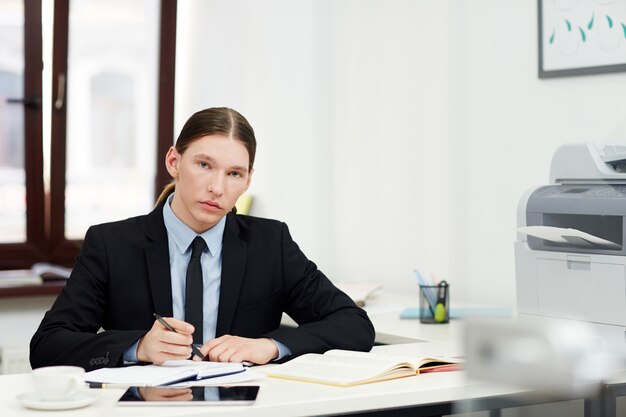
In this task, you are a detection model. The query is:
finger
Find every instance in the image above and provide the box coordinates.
[162,389,192,399]
[159,330,193,346]
[207,341,233,362]
[160,317,194,335]
[171,393,193,402]
[200,335,231,357]
[151,350,192,365]
[216,345,240,363]
[228,351,246,364]
[220,348,246,362]
[161,388,190,398]
[207,347,226,362]
[158,343,192,357]
[202,335,229,351]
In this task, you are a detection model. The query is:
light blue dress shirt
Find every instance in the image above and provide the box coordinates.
[123,193,289,363]
[163,193,223,342]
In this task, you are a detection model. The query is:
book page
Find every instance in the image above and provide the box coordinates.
[325,349,463,369]
[267,353,415,386]
[31,262,72,279]
[0,269,42,286]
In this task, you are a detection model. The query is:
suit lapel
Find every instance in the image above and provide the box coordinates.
[144,202,173,317]
[216,213,247,336]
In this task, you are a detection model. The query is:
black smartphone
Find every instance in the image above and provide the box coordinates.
[117,385,260,405]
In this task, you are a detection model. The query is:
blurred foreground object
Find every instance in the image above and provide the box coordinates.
[235,194,253,215]
[465,317,624,397]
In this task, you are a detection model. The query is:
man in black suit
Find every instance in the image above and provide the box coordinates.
[30,108,375,371]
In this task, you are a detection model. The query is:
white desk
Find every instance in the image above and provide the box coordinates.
[1,356,530,417]
[0,291,532,416]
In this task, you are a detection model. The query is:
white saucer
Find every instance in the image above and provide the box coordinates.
[16,391,98,410]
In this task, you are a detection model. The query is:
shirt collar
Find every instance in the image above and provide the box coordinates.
[163,193,226,256]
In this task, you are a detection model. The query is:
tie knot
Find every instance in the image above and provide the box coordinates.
[190,236,206,258]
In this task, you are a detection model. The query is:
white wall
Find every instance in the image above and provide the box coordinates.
[175,0,459,294]
[0,297,56,349]
[175,0,626,308]
[327,0,459,291]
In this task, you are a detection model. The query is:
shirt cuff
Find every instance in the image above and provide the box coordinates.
[272,339,291,361]
[123,339,140,364]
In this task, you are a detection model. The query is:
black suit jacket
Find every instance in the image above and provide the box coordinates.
[30,204,375,371]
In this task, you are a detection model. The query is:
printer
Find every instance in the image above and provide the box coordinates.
[515,142,626,353]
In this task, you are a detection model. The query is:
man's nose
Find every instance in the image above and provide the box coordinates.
[208,173,224,195]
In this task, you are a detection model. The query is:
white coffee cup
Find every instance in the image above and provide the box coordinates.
[32,366,85,401]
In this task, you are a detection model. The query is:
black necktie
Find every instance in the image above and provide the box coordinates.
[185,236,206,345]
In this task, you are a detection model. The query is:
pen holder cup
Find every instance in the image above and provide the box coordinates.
[419,284,449,324]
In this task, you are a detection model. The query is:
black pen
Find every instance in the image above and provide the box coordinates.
[153,313,205,360]
[88,382,145,389]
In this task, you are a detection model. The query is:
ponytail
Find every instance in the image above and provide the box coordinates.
[155,181,176,207]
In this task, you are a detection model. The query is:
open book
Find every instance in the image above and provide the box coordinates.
[0,262,71,287]
[85,360,245,386]
[266,349,463,387]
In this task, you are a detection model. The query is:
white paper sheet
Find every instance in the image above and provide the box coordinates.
[516,226,621,249]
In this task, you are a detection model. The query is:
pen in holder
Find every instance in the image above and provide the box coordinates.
[419,281,449,324]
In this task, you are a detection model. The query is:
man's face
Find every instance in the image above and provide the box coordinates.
[166,134,252,233]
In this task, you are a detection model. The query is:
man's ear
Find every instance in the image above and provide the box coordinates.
[165,147,180,178]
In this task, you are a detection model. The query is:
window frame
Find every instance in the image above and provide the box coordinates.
[0,0,177,269]
[1,0,45,269]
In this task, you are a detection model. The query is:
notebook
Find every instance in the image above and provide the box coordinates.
[85,360,245,386]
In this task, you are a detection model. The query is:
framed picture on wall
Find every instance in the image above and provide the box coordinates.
[538,0,626,78]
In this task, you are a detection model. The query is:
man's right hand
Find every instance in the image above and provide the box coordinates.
[136,317,194,364]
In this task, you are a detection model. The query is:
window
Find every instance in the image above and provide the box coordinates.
[0,0,176,269]
[64,0,160,239]
[0,0,28,244]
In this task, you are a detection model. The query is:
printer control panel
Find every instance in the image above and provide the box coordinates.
[537,185,626,199]
[590,186,626,198]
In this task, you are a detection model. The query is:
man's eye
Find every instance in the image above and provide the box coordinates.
[229,172,241,178]
[199,162,209,169]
